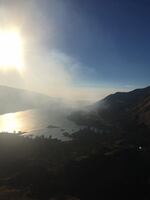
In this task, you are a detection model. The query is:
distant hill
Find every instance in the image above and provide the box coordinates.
[69,86,150,131]
[95,86,150,111]
[0,86,54,114]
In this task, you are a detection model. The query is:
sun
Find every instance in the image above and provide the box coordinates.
[0,29,24,71]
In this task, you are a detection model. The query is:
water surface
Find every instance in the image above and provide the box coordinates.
[0,107,82,140]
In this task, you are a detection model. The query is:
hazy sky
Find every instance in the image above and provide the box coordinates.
[0,0,149,101]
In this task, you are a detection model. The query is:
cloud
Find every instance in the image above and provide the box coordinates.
[0,0,131,102]
[0,44,120,102]
[23,49,78,93]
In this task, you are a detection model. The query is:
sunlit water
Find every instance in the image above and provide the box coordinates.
[0,107,82,140]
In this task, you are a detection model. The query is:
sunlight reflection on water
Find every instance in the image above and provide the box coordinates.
[0,112,23,133]
[0,109,41,133]
[0,109,82,140]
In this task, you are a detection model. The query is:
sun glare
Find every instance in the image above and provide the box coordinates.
[0,29,24,71]
[0,113,21,133]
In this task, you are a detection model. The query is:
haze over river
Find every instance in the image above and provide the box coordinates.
[0,107,82,140]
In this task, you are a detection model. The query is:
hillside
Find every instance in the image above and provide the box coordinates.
[69,86,150,131]
[0,86,53,114]
[134,96,150,129]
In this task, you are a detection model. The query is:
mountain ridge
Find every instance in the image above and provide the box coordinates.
[0,85,53,114]
[69,86,150,131]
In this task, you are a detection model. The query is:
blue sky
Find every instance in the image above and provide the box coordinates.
[50,0,150,87]
[0,0,150,100]
[35,0,150,85]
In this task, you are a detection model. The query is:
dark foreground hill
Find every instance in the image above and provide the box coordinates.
[0,128,150,200]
